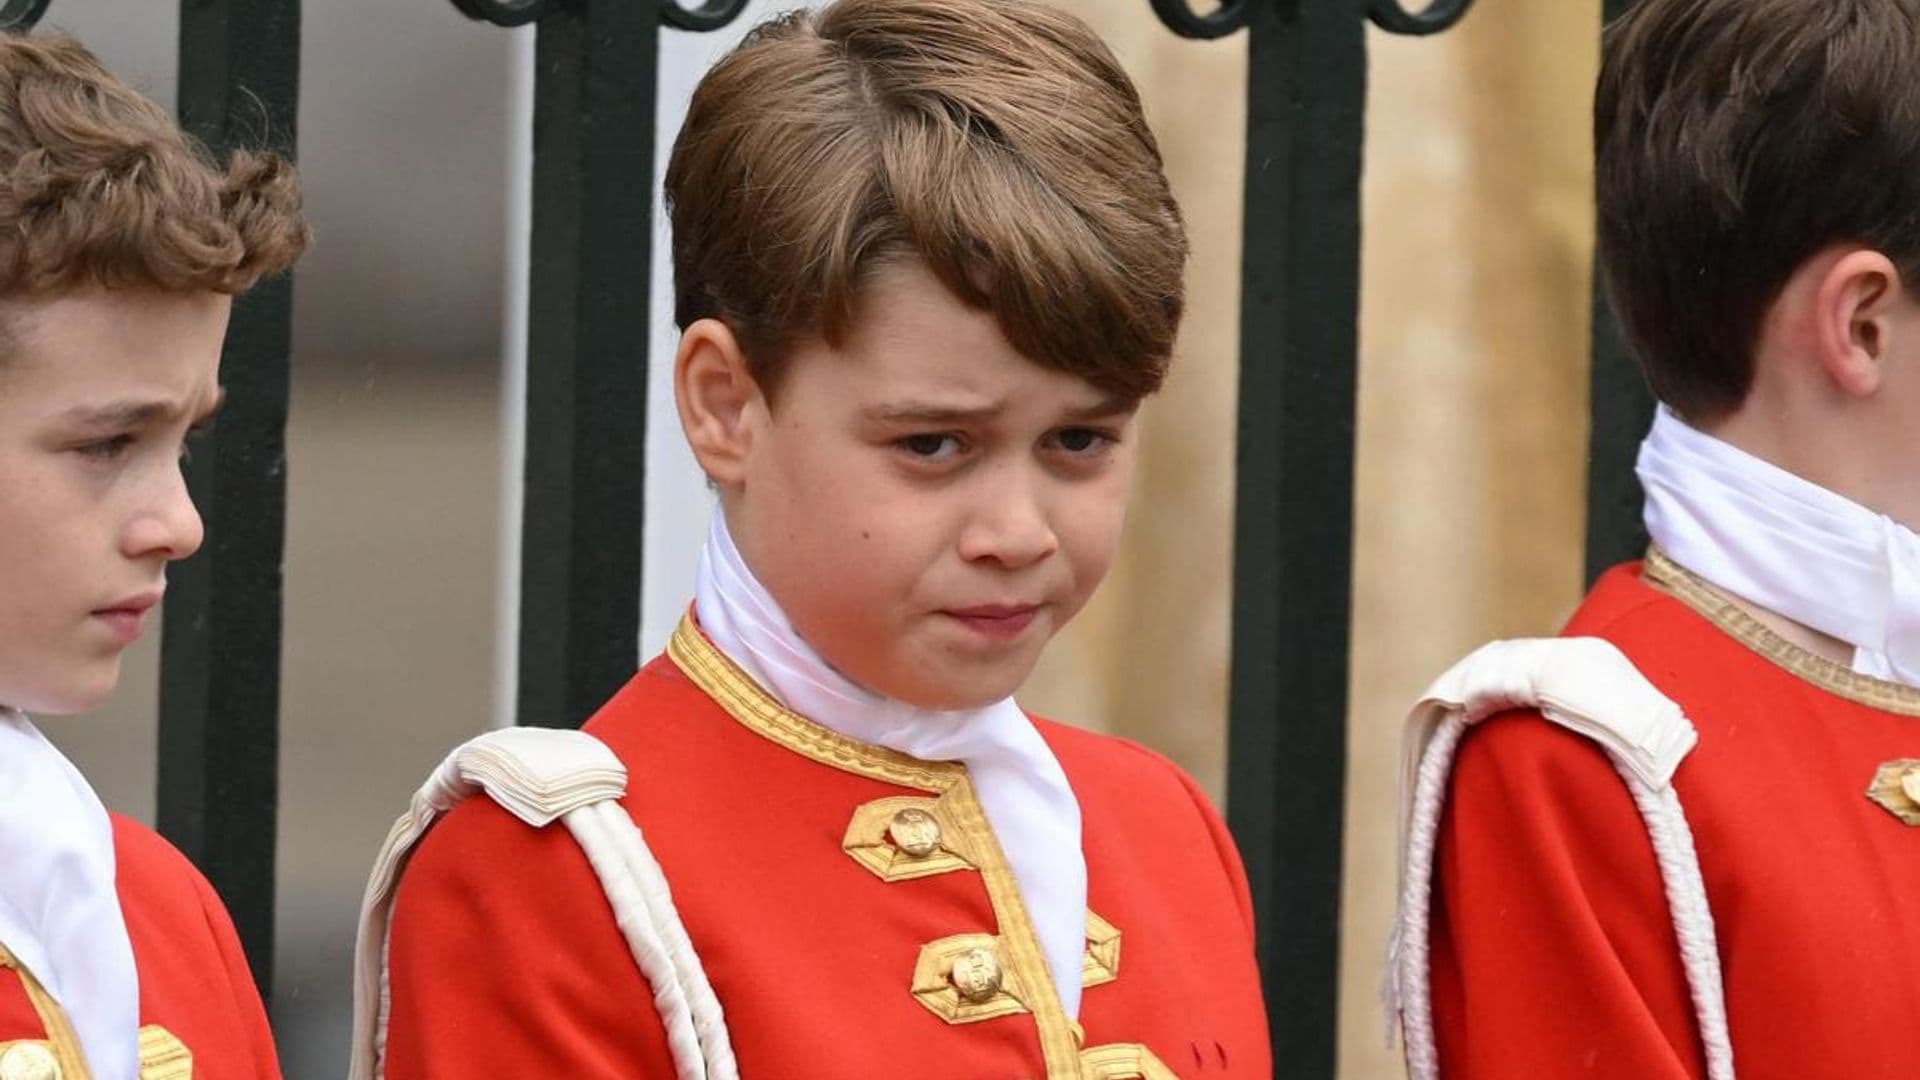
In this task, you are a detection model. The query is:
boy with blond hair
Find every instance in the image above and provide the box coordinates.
[353,1,1270,1076]
[1392,0,1920,1075]
[0,31,306,1080]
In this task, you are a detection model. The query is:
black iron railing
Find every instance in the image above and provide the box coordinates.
[0,0,1650,1068]
[1147,1,1475,1070]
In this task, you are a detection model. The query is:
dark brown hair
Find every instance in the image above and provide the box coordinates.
[665,0,1187,403]
[1596,0,1920,420]
[0,32,306,303]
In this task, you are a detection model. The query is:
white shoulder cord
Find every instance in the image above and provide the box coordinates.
[347,727,739,1080]
[1386,638,1734,1080]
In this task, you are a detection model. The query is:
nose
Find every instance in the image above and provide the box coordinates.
[957,469,1060,570]
[121,462,205,563]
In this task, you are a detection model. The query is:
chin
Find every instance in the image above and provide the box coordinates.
[11,668,121,718]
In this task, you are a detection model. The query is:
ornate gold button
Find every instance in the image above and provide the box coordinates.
[949,945,1003,1003]
[887,808,942,858]
[1900,767,1920,806]
[1867,759,1920,825]
[0,1041,61,1080]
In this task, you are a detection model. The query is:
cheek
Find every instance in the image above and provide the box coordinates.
[1055,473,1133,590]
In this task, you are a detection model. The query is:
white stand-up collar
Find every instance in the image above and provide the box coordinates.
[1639,405,1920,686]
[692,512,1090,1017]
[0,708,139,1079]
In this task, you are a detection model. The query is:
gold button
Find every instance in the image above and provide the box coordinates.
[949,945,1003,1003]
[887,808,942,858]
[1899,766,1920,806]
[0,1041,61,1080]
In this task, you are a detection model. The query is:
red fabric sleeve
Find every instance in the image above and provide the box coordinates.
[382,794,676,1079]
[1430,711,1707,1078]
[185,867,282,1080]
[1167,758,1257,942]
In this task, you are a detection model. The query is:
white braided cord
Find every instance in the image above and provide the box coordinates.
[564,805,709,1080]
[1611,761,1735,1080]
[589,801,740,1076]
[1391,712,1736,1080]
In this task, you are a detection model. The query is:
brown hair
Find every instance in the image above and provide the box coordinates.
[0,32,306,303]
[1596,0,1920,420]
[665,0,1186,403]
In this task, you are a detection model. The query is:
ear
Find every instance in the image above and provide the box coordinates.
[1812,249,1904,398]
[673,318,762,488]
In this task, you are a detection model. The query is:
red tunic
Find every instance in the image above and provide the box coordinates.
[0,816,280,1079]
[1432,552,1920,1078]
[384,619,1270,1079]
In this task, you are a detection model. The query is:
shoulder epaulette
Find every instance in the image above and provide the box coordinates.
[1388,638,1734,1080]
[348,727,739,1080]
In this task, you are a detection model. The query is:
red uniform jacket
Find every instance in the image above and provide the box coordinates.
[0,816,279,1080]
[385,619,1270,1079]
[1433,552,1920,1077]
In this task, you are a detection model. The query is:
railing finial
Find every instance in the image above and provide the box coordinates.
[0,0,51,33]
[1149,0,1253,40]
[663,0,750,33]
[1368,0,1477,36]
[450,0,550,28]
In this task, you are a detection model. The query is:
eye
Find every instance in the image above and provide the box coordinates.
[1048,427,1117,455]
[897,433,965,461]
[75,434,136,461]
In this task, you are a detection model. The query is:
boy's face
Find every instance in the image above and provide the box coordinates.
[725,262,1141,711]
[0,289,231,715]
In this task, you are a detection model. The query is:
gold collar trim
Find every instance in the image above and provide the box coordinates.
[1643,547,1920,716]
[666,616,962,791]
[666,616,1083,1078]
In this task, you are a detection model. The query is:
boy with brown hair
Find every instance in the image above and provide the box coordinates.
[0,31,305,1080]
[1392,0,1920,1076]
[352,1,1269,1077]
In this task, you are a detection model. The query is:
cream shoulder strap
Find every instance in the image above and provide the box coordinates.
[1387,638,1733,1080]
[347,727,738,1080]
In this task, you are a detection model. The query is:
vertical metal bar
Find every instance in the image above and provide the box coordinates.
[514,2,658,728]
[1223,1,1363,1072]
[1584,0,1652,584]
[159,0,300,996]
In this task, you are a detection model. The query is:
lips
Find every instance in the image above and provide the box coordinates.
[942,603,1042,641]
[92,590,162,646]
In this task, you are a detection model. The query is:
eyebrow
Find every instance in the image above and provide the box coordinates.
[864,393,1136,426]
[62,387,227,428]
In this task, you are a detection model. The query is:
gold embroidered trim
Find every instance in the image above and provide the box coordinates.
[0,948,89,1080]
[843,796,976,881]
[1643,547,1920,716]
[1081,1043,1179,1079]
[1082,911,1121,989]
[136,1027,191,1080]
[911,933,1029,1023]
[669,617,1082,1078]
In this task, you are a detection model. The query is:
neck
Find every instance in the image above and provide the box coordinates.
[1706,375,1920,532]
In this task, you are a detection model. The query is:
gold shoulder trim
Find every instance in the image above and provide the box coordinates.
[670,616,1082,1077]
[1082,911,1121,989]
[1643,547,1920,716]
[0,949,89,1080]
[843,796,976,881]
[137,1027,192,1080]
[1081,1043,1179,1079]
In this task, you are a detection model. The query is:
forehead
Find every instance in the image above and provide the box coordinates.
[788,262,1120,409]
[0,289,228,413]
